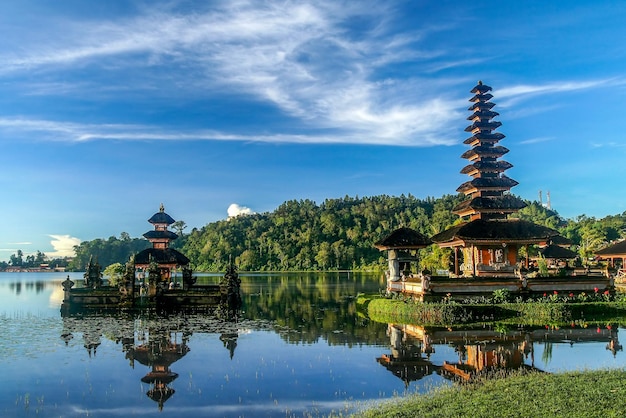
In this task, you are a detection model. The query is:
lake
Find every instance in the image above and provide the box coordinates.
[1,272,625,417]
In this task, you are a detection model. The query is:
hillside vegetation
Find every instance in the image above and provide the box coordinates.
[66,194,626,272]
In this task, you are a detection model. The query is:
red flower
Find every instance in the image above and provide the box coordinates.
[569,293,574,297]
[554,291,558,295]
[604,290,610,295]
[543,293,547,297]
[594,287,599,293]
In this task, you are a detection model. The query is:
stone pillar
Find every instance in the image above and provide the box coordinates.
[388,250,400,281]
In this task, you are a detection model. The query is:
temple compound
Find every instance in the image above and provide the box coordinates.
[382,82,612,299]
[61,205,241,314]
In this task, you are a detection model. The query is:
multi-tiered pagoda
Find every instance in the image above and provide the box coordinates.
[431,81,558,277]
[453,81,527,221]
[135,204,190,284]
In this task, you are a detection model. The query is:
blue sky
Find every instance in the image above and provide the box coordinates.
[1,0,625,261]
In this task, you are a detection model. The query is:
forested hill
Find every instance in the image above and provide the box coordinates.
[180,194,464,271]
[68,194,626,272]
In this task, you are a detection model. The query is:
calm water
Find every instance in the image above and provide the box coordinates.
[1,272,625,417]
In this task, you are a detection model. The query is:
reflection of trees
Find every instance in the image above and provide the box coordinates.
[240,273,390,345]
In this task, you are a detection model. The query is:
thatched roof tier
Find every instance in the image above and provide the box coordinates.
[467,110,499,121]
[453,195,527,214]
[456,176,519,193]
[540,244,578,259]
[135,248,190,266]
[374,227,432,250]
[431,219,559,246]
[465,120,502,132]
[460,145,509,160]
[468,101,495,111]
[460,161,513,175]
[596,240,626,257]
[469,93,493,102]
[143,230,178,240]
[463,132,505,145]
[470,81,492,94]
[148,210,176,225]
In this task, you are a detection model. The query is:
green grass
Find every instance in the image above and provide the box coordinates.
[349,369,626,418]
[360,295,626,326]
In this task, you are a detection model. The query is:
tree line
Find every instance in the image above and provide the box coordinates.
[3,194,626,272]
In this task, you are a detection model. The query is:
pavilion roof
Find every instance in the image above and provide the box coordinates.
[547,235,574,246]
[135,248,190,266]
[431,219,559,245]
[374,227,432,250]
[596,240,626,257]
[540,244,578,259]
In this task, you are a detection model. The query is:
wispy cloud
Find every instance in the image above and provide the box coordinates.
[519,136,554,145]
[0,1,462,146]
[497,79,622,107]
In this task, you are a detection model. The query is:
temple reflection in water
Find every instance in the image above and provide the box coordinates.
[60,314,240,410]
[378,323,622,386]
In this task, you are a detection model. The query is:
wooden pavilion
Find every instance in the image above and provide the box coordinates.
[374,227,432,282]
[596,240,626,283]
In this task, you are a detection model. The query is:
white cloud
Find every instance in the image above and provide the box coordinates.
[227,203,254,219]
[0,1,462,147]
[47,235,81,258]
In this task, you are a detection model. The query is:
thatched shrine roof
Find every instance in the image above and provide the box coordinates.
[143,230,178,240]
[540,244,578,259]
[374,227,432,250]
[453,195,527,213]
[460,145,509,160]
[460,161,513,174]
[148,204,176,225]
[464,120,502,132]
[547,235,573,246]
[471,81,492,94]
[596,240,626,257]
[135,248,190,266]
[431,219,559,246]
[456,176,519,193]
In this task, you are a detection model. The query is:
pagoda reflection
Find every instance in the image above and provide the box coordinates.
[378,323,622,384]
[60,314,240,410]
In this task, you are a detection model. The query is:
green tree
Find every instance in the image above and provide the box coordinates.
[103,263,125,286]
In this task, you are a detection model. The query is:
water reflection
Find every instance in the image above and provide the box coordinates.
[59,313,250,411]
[4,273,626,417]
[378,323,623,386]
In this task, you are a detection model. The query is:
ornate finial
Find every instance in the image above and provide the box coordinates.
[478,80,483,85]
[159,203,165,212]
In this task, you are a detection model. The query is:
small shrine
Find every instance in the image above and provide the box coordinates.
[374,227,432,282]
[61,206,241,314]
[135,204,190,287]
